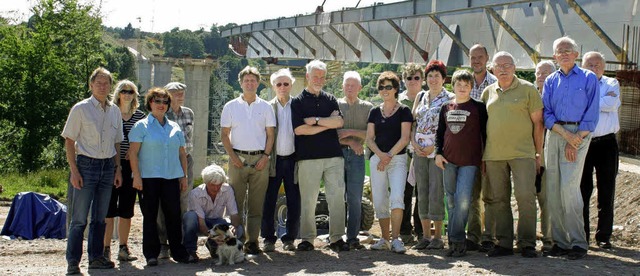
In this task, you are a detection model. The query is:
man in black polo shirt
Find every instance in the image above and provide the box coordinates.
[291,60,349,252]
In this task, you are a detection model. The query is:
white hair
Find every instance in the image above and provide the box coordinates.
[536,60,556,72]
[492,51,515,64]
[342,71,361,85]
[581,51,605,66]
[201,164,227,185]
[305,59,327,73]
[553,36,579,53]
[270,68,296,86]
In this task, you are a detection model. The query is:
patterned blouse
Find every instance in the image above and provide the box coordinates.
[413,88,454,158]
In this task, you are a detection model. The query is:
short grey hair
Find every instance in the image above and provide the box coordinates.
[581,51,605,66]
[492,51,515,65]
[343,71,361,85]
[201,164,227,185]
[270,68,296,86]
[305,60,327,73]
[536,60,556,72]
[553,36,579,53]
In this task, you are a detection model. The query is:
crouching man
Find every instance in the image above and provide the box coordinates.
[182,164,243,262]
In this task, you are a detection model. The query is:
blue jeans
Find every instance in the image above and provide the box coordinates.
[443,162,478,243]
[343,147,365,242]
[261,156,300,243]
[182,211,227,252]
[66,155,114,264]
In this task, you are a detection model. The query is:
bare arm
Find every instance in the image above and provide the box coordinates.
[531,109,544,172]
[129,142,143,191]
[388,122,412,156]
[198,217,209,235]
[113,143,122,188]
[65,138,83,189]
[221,127,243,168]
[255,127,275,170]
[294,124,329,136]
[315,114,344,129]
[179,146,188,192]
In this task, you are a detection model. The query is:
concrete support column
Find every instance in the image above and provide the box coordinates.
[136,57,152,93]
[152,59,173,88]
[182,60,214,178]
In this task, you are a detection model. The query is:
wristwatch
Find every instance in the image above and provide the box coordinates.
[535,153,541,158]
[315,117,320,125]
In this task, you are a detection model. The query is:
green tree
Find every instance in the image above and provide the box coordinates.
[104,44,137,81]
[0,0,104,172]
[122,22,135,39]
[163,28,205,58]
[203,24,229,58]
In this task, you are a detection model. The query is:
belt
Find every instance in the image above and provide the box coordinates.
[556,121,579,126]
[277,153,295,160]
[591,133,616,143]
[233,149,264,155]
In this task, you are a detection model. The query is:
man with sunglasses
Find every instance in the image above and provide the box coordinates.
[467,44,498,253]
[291,60,349,252]
[221,66,276,255]
[261,68,301,252]
[337,71,373,250]
[155,82,195,259]
[543,36,599,260]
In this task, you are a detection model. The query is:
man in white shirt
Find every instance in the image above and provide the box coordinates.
[182,164,241,261]
[580,51,621,250]
[62,67,123,274]
[260,68,300,252]
[221,66,276,255]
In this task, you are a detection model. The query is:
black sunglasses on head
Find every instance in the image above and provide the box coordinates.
[120,89,135,95]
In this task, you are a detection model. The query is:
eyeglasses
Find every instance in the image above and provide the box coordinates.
[555,49,574,55]
[275,82,290,87]
[120,89,135,95]
[406,76,421,81]
[378,85,394,91]
[494,63,515,70]
[153,99,169,105]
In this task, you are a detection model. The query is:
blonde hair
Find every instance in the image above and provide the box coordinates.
[111,80,139,113]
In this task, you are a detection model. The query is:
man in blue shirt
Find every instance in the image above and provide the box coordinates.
[579,51,621,250]
[542,36,599,260]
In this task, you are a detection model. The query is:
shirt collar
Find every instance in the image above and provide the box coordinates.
[89,95,113,108]
[497,76,520,92]
[147,114,167,125]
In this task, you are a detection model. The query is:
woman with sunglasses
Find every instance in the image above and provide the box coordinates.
[367,71,413,254]
[410,60,454,250]
[103,80,145,262]
[129,87,191,266]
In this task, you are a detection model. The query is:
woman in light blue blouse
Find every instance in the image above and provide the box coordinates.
[129,87,190,266]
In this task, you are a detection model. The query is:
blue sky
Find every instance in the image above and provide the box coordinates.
[1,0,403,33]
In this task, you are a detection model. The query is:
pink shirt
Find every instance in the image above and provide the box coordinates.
[187,183,238,219]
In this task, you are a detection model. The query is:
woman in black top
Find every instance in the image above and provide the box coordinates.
[103,80,145,262]
[366,71,413,253]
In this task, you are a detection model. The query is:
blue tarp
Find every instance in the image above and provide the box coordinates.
[1,192,67,239]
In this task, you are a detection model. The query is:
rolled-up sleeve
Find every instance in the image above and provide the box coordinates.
[600,78,621,113]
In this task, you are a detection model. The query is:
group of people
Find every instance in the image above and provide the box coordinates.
[61,35,620,273]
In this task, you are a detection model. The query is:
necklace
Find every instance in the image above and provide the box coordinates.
[380,102,398,123]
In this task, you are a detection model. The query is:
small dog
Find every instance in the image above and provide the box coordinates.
[216,236,244,265]
[208,224,244,265]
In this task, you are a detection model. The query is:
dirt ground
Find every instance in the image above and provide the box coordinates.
[1,162,639,275]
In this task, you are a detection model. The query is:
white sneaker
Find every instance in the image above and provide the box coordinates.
[370,238,390,250]
[391,239,406,254]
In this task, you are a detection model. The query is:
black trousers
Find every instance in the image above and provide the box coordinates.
[580,134,618,243]
[141,178,188,261]
[400,181,422,237]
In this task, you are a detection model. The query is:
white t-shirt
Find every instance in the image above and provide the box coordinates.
[220,95,276,151]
